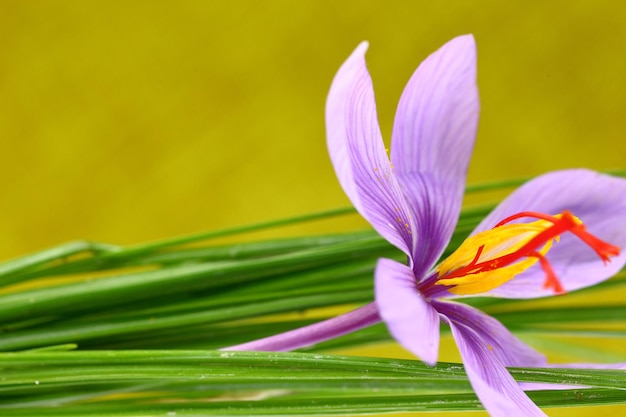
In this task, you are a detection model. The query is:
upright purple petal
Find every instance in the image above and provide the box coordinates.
[472,169,626,298]
[434,300,546,367]
[375,258,440,365]
[326,43,415,255]
[442,313,547,416]
[391,35,479,277]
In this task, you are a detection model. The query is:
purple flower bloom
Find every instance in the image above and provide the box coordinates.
[327,34,626,416]
[227,35,626,416]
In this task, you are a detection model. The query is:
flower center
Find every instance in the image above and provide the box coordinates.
[433,210,620,295]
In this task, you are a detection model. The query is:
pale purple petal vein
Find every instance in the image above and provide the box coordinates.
[443,314,548,417]
[326,42,415,256]
[375,258,440,365]
[391,34,480,276]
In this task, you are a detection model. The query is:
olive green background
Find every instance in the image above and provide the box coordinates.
[1,1,625,415]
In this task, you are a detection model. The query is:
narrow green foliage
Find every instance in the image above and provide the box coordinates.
[0,176,625,415]
[1,351,626,416]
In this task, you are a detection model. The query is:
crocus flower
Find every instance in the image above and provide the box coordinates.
[227,35,626,416]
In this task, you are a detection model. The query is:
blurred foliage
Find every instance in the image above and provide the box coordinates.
[0,203,626,416]
[1,1,625,255]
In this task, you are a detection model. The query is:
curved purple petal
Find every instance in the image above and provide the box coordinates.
[441,311,547,416]
[223,302,381,352]
[391,35,480,277]
[472,169,626,298]
[326,42,415,256]
[434,300,546,367]
[375,258,440,365]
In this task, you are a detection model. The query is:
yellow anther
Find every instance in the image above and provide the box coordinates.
[435,216,562,295]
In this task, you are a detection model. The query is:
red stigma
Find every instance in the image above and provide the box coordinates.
[490,210,620,293]
[434,210,620,296]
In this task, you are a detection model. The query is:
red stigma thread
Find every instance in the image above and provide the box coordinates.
[531,251,565,293]
[496,211,620,263]
[442,211,620,294]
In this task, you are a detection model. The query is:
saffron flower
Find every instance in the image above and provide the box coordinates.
[329,34,626,416]
[228,35,626,416]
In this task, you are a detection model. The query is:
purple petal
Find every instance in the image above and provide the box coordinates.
[434,300,546,367]
[441,309,547,416]
[375,258,440,365]
[473,169,626,298]
[391,35,479,277]
[222,302,381,352]
[326,42,415,255]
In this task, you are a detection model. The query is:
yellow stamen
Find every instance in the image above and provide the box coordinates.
[433,211,619,296]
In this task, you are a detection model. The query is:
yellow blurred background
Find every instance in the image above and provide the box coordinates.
[1,1,626,415]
